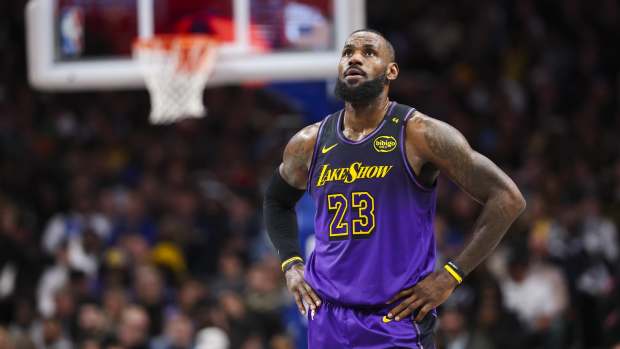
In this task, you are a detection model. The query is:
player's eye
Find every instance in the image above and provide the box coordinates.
[364,50,376,57]
[342,49,353,57]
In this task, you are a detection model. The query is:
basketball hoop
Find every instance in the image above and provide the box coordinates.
[133,35,218,124]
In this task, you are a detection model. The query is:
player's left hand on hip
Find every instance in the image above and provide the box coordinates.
[385,270,458,322]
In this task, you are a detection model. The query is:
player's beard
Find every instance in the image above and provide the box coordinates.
[335,73,388,104]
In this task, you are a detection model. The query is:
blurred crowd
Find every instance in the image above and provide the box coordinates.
[1,0,620,348]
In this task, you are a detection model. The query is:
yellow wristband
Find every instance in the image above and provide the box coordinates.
[444,264,463,284]
[281,256,304,272]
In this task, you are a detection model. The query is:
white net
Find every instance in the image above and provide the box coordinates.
[133,35,218,124]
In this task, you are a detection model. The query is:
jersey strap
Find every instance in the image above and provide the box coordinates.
[383,102,416,132]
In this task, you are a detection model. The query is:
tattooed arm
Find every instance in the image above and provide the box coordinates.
[279,122,320,189]
[409,112,526,273]
[387,111,526,322]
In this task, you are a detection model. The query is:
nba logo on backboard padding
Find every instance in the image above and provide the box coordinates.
[60,7,84,57]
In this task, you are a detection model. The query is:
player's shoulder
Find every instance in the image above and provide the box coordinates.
[289,121,321,146]
[405,110,438,129]
[283,121,321,161]
[404,110,469,154]
[404,110,435,139]
[405,111,462,137]
[284,107,343,158]
[281,121,322,189]
[301,121,322,137]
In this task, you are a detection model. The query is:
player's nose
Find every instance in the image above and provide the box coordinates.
[347,51,364,66]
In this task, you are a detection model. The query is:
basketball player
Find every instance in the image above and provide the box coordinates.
[264,29,526,348]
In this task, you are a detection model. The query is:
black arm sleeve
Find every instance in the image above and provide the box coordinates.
[263,168,306,262]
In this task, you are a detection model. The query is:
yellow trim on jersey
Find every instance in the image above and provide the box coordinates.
[444,264,463,284]
[281,256,304,272]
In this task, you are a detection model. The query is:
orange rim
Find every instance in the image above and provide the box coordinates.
[133,34,216,50]
[133,34,218,73]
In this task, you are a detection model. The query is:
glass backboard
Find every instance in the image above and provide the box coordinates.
[26,0,365,90]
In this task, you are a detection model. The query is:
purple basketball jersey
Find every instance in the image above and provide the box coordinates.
[305,102,438,307]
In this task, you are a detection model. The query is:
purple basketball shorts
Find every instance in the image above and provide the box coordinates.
[307,300,436,348]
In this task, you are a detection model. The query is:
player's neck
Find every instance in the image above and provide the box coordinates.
[343,93,390,132]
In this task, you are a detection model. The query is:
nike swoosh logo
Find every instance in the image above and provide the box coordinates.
[382,316,393,323]
[321,144,338,154]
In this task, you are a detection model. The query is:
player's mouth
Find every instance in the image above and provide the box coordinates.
[344,67,366,80]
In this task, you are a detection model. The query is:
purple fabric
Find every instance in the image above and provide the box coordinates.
[307,300,436,348]
[305,103,438,307]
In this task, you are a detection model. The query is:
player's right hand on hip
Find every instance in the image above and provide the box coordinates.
[284,264,321,315]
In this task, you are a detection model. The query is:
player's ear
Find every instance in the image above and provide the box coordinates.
[386,62,399,81]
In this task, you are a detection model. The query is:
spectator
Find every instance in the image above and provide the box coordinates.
[269,334,294,349]
[474,279,525,349]
[150,313,194,349]
[30,317,72,349]
[107,191,157,246]
[436,306,493,349]
[174,278,207,319]
[218,291,254,348]
[75,303,107,343]
[50,287,77,335]
[211,253,246,295]
[36,244,70,318]
[499,246,569,348]
[114,306,150,349]
[133,265,166,337]
[42,185,111,275]
[0,326,15,349]
[8,299,36,339]
[195,327,229,349]
[101,287,128,336]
